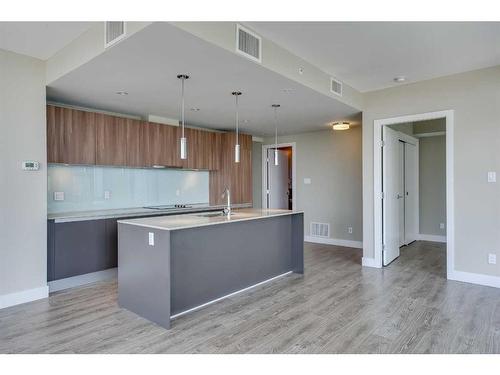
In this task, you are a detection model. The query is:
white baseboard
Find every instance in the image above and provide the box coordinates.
[449,270,500,289]
[416,234,447,243]
[49,268,117,293]
[305,235,363,249]
[362,257,381,268]
[0,285,49,309]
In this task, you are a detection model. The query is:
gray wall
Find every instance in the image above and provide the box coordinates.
[259,126,362,242]
[419,135,446,236]
[0,49,47,297]
[362,65,500,277]
[252,141,262,208]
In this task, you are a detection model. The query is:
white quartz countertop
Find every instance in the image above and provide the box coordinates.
[118,208,303,231]
[48,203,252,223]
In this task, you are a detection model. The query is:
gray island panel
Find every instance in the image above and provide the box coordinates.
[117,209,304,329]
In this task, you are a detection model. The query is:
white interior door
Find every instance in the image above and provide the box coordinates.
[383,127,402,265]
[267,149,289,209]
[398,141,405,247]
[404,142,418,244]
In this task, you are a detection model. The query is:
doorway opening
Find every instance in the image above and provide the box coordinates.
[371,110,454,279]
[262,142,297,210]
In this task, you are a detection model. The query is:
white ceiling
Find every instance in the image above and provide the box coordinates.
[47,22,360,137]
[246,22,500,92]
[0,22,94,60]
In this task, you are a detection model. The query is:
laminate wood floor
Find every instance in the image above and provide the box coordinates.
[1,241,500,353]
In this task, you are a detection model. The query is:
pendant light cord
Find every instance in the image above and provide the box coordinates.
[274,106,278,150]
[181,77,185,138]
[235,94,239,146]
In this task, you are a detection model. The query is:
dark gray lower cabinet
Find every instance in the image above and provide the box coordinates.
[47,218,118,281]
[47,210,222,282]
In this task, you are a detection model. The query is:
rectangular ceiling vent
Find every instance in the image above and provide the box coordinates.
[310,222,330,238]
[236,24,262,63]
[105,22,126,48]
[330,77,343,96]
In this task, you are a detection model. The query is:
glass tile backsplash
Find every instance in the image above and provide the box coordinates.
[47,164,209,213]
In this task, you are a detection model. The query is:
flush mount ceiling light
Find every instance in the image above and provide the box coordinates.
[190,107,200,112]
[177,74,190,160]
[393,76,406,83]
[115,91,128,96]
[272,104,281,166]
[232,91,242,163]
[332,121,350,131]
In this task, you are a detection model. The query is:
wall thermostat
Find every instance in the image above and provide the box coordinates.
[22,161,40,171]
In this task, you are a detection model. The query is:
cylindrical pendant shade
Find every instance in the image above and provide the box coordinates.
[180,137,187,160]
[274,148,279,166]
[235,144,240,163]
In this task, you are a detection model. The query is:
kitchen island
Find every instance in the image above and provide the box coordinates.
[117,208,304,329]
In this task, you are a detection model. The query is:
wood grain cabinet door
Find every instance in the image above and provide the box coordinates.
[96,114,127,166]
[126,119,149,167]
[46,105,65,163]
[148,122,179,167]
[63,108,96,165]
[47,105,96,165]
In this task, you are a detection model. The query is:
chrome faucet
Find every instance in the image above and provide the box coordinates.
[222,187,231,216]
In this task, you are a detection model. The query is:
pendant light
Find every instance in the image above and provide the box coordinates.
[272,104,281,166]
[177,74,190,160]
[232,91,242,163]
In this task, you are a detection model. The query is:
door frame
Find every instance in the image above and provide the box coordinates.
[261,142,297,210]
[372,110,454,280]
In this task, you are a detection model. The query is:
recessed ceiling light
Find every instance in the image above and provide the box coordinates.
[332,121,350,131]
[190,107,200,112]
[281,88,295,94]
[393,76,406,83]
[116,91,128,96]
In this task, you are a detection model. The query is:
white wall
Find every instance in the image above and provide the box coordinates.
[0,49,48,307]
[419,135,446,236]
[363,66,500,277]
[263,126,362,243]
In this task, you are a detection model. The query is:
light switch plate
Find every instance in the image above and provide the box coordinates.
[54,191,64,201]
[487,171,496,183]
[488,253,496,265]
[148,232,155,246]
[304,178,311,185]
[104,190,111,200]
[348,227,353,234]
[440,223,445,229]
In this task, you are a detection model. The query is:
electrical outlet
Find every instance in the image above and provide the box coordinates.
[104,190,111,200]
[348,227,353,234]
[488,253,496,265]
[440,223,445,229]
[54,191,64,201]
[148,232,155,246]
[176,189,181,196]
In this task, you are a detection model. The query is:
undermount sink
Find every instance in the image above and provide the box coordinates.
[195,211,227,218]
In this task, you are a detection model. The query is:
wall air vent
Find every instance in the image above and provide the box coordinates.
[330,77,343,96]
[310,222,330,238]
[105,22,126,48]
[236,24,262,63]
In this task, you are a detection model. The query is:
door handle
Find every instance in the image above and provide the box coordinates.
[397,194,403,199]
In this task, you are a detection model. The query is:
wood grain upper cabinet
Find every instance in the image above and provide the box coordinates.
[96,114,128,166]
[148,122,180,168]
[46,105,65,163]
[126,119,149,167]
[182,129,221,170]
[209,132,252,205]
[46,105,96,165]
